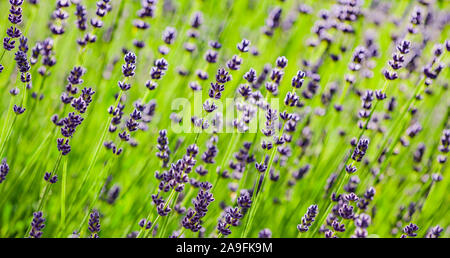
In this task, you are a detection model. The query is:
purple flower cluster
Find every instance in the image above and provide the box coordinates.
[88,209,101,238]
[357,187,376,210]
[351,138,370,162]
[182,182,214,232]
[297,204,318,233]
[0,159,10,183]
[237,190,252,211]
[132,0,156,48]
[201,136,218,164]
[401,223,419,238]
[383,40,410,80]
[54,66,95,156]
[209,68,231,100]
[322,185,375,238]
[154,144,199,216]
[121,52,137,79]
[89,0,112,31]
[425,225,443,238]
[352,213,371,238]
[258,228,272,238]
[3,0,24,51]
[30,38,57,76]
[229,142,255,180]
[74,3,87,32]
[147,58,168,90]
[50,1,70,35]
[437,129,449,164]
[217,207,243,236]
[138,218,152,230]
[156,129,170,166]
[29,211,45,238]
[44,172,58,184]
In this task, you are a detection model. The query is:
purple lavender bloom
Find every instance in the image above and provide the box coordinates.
[75,3,87,31]
[338,203,355,219]
[6,26,21,39]
[67,66,85,85]
[215,68,232,84]
[209,41,222,49]
[201,139,218,164]
[438,129,449,153]
[397,40,411,55]
[276,56,288,68]
[291,70,305,88]
[157,202,172,216]
[344,193,359,202]
[3,37,15,51]
[332,220,345,232]
[355,213,371,228]
[351,138,369,162]
[60,112,84,138]
[352,228,368,238]
[122,52,136,78]
[88,210,101,238]
[205,50,218,64]
[14,50,30,73]
[258,228,272,238]
[226,55,242,70]
[426,225,443,238]
[0,159,10,183]
[181,185,215,232]
[29,211,45,238]
[8,0,24,25]
[297,204,318,232]
[217,221,231,236]
[237,39,251,53]
[9,88,19,95]
[237,190,252,209]
[325,230,337,238]
[13,104,26,115]
[139,218,152,230]
[217,207,243,236]
[107,185,120,204]
[156,129,170,166]
[208,82,225,100]
[44,172,58,184]
[401,223,419,238]
[57,138,71,155]
[162,27,177,45]
[345,164,357,174]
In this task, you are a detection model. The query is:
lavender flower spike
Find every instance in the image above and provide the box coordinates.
[29,211,45,238]
[88,210,101,238]
[297,204,318,233]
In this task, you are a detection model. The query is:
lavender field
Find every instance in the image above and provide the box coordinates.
[0,0,448,238]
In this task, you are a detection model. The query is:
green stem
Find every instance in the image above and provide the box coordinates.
[24,153,63,237]
[211,132,239,193]
[71,90,124,206]
[241,120,286,238]
[60,158,68,233]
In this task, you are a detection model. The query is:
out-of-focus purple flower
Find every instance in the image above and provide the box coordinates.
[425,225,443,238]
[258,228,272,238]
